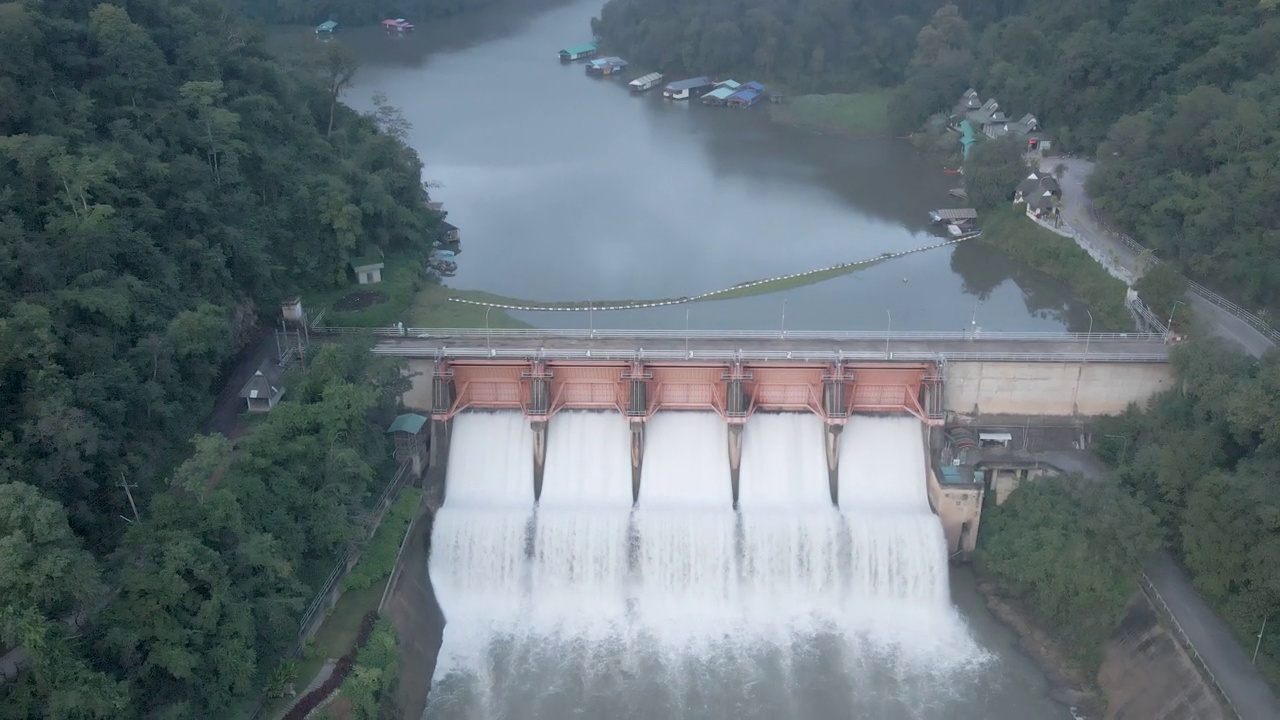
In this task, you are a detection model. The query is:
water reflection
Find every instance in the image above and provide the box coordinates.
[312,0,1097,331]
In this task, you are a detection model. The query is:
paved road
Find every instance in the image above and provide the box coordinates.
[1145,554,1280,720]
[1042,158,1275,358]
[377,332,1169,361]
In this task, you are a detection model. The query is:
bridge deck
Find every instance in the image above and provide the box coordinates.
[371,330,1170,362]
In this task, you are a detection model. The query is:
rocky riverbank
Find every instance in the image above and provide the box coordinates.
[976,579,1103,717]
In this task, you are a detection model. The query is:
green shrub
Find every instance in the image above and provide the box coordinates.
[342,489,422,592]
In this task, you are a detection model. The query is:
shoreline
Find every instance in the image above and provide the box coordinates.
[974,576,1104,717]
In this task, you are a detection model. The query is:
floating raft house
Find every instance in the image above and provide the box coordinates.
[663,76,715,99]
[629,72,665,92]
[559,42,597,61]
[701,80,741,105]
[586,56,628,76]
[929,208,979,223]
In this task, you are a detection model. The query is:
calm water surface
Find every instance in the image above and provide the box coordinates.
[321,0,1095,331]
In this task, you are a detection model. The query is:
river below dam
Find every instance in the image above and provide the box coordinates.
[426,412,1073,719]
[298,0,1098,332]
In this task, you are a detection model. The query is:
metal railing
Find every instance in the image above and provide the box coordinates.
[315,326,1167,342]
[1087,201,1279,347]
[372,345,1169,363]
[1139,571,1242,719]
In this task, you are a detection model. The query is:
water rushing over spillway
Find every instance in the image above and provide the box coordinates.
[426,411,990,719]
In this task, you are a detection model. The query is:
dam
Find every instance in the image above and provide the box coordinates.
[369,328,1175,719]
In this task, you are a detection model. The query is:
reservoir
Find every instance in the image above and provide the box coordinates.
[302,1,1084,717]
[329,0,1097,332]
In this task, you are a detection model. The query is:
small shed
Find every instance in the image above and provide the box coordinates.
[281,297,306,323]
[316,20,337,34]
[387,413,430,476]
[239,362,284,413]
[979,431,1013,449]
[350,253,384,285]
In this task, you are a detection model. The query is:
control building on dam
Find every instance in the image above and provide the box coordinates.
[377,329,1175,554]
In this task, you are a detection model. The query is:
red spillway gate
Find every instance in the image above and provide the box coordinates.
[432,359,940,424]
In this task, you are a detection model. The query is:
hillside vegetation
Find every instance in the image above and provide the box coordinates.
[0,0,436,714]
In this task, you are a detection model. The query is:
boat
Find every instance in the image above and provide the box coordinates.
[381,18,414,32]
[629,72,664,93]
[315,20,337,35]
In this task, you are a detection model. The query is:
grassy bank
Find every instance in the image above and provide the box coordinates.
[768,91,893,137]
[405,283,533,328]
[978,207,1131,329]
[305,253,423,327]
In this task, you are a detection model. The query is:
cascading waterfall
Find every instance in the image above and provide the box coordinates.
[838,415,973,656]
[428,412,535,672]
[737,413,845,625]
[426,411,990,720]
[529,411,633,633]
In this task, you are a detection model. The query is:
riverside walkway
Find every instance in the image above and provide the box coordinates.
[367,328,1171,362]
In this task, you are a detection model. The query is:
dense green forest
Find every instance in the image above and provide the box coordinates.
[0,0,438,714]
[975,476,1159,665]
[1095,341,1280,679]
[595,0,1280,313]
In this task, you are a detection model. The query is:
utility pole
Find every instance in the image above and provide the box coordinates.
[118,471,140,523]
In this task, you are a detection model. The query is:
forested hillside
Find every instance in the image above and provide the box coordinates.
[0,0,437,714]
[1096,341,1280,681]
[595,0,1280,311]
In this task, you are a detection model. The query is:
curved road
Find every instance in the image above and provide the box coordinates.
[1047,158,1280,718]
[1042,158,1275,358]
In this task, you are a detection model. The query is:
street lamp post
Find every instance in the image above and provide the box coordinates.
[1167,300,1185,340]
[970,300,981,340]
[885,310,892,359]
[1254,616,1268,666]
[781,299,787,339]
[485,306,491,352]
[685,306,691,355]
[589,301,594,336]
[1084,308,1094,361]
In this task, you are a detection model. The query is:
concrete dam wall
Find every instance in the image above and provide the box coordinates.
[943,361,1173,416]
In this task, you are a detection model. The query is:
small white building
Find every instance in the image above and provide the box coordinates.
[351,254,384,285]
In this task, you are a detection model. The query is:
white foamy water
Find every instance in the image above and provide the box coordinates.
[427,412,991,720]
[838,415,969,653]
[529,412,633,633]
[737,413,845,625]
[635,412,738,637]
[429,412,535,669]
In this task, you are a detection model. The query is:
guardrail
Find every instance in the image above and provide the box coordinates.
[315,326,1167,342]
[372,346,1169,363]
[1139,571,1242,720]
[1087,200,1280,347]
